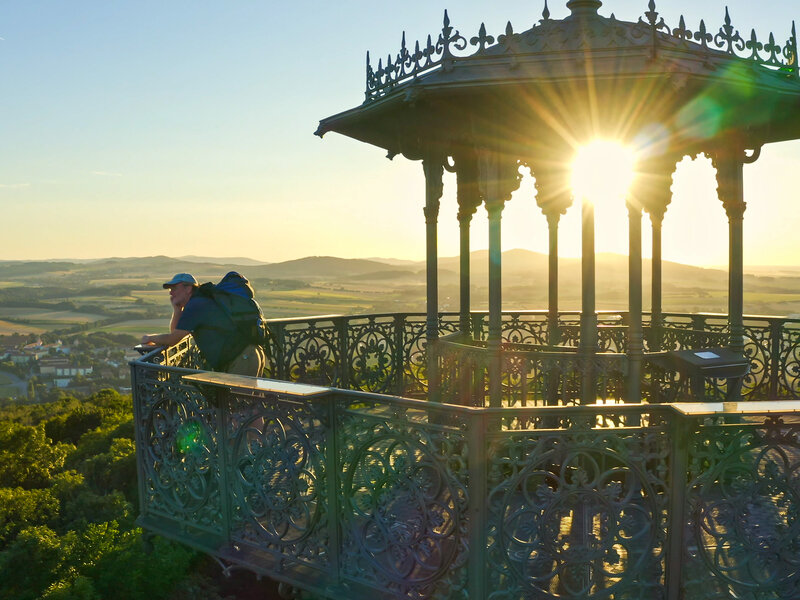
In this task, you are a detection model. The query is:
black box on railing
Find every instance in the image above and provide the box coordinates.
[667,348,750,379]
[667,348,750,400]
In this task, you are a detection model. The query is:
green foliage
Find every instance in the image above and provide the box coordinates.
[0,487,59,547]
[0,394,84,426]
[89,534,196,600]
[0,525,64,600]
[0,389,200,600]
[66,420,132,468]
[81,438,137,503]
[60,490,131,532]
[42,575,99,600]
[46,405,104,444]
[0,421,71,488]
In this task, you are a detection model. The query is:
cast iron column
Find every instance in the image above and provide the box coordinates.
[546,212,561,345]
[533,165,573,347]
[456,153,481,337]
[580,198,597,405]
[627,200,643,403]
[714,145,751,356]
[479,150,520,407]
[649,209,665,351]
[635,157,675,354]
[423,157,444,401]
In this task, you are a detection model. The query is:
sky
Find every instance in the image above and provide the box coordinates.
[1,0,799,267]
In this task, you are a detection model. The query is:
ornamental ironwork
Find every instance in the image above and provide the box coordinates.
[147,310,800,405]
[134,371,223,533]
[485,422,669,599]
[683,414,800,599]
[364,1,799,102]
[132,352,800,599]
[227,393,329,564]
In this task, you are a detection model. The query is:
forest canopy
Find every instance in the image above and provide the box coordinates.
[0,390,277,599]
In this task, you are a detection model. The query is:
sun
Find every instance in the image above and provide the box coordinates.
[571,140,637,208]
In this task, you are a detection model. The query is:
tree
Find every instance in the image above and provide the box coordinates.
[0,422,70,488]
[0,487,59,547]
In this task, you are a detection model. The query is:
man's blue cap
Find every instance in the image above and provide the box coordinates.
[162,273,198,288]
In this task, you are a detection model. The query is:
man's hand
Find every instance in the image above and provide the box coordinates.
[140,330,190,347]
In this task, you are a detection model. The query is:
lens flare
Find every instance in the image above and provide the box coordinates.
[571,140,636,208]
[175,421,207,455]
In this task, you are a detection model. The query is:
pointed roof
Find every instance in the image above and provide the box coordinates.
[316,1,800,159]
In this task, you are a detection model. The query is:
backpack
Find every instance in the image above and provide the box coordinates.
[194,271,270,358]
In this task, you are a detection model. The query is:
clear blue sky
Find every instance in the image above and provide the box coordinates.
[2,1,799,266]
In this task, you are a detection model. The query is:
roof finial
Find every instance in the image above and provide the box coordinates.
[542,0,551,21]
[566,0,602,15]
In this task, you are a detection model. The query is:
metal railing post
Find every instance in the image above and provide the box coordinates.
[394,314,405,395]
[467,410,488,599]
[770,318,784,399]
[336,316,349,389]
[214,386,233,544]
[272,323,287,381]
[665,410,691,600]
[131,363,148,522]
[325,392,342,587]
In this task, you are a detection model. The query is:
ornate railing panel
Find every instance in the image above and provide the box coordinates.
[132,361,223,541]
[225,389,331,571]
[777,321,800,399]
[138,311,800,403]
[484,405,671,600]
[679,411,800,599]
[335,394,470,599]
[439,338,627,408]
[131,360,800,599]
[265,313,461,399]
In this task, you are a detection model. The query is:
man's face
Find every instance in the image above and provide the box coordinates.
[168,283,194,308]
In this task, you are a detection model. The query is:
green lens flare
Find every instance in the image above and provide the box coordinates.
[175,421,207,454]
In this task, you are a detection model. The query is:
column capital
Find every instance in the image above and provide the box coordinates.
[711,145,748,219]
[546,211,562,228]
[454,151,482,223]
[629,155,678,218]
[477,149,521,215]
[529,162,574,218]
[422,157,444,224]
[626,200,643,217]
[648,208,665,226]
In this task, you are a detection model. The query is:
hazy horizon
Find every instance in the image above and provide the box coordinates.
[2,249,800,274]
[3,1,800,266]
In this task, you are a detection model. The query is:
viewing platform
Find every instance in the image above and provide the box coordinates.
[132,310,800,600]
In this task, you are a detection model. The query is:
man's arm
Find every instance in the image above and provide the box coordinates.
[169,304,183,332]
[141,329,190,347]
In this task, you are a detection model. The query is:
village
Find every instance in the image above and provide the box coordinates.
[0,332,138,403]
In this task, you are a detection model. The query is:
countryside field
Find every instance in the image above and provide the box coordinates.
[1,253,799,340]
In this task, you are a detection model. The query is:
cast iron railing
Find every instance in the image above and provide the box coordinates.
[156,311,800,404]
[131,355,800,600]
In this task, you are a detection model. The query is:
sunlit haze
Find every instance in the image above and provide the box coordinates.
[571,141,636,209]
[1,1,799,267]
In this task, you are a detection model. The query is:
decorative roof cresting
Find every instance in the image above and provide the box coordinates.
[364,0,799,102]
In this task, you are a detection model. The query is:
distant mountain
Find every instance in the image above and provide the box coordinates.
[247,256,399,280]
[0,252,788,292]
[362,257,421,267]
[176,255,270,266]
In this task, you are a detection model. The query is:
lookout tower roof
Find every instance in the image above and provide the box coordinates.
[316,1,800,159]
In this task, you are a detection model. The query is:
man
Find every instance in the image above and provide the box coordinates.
[140,273,266,376]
